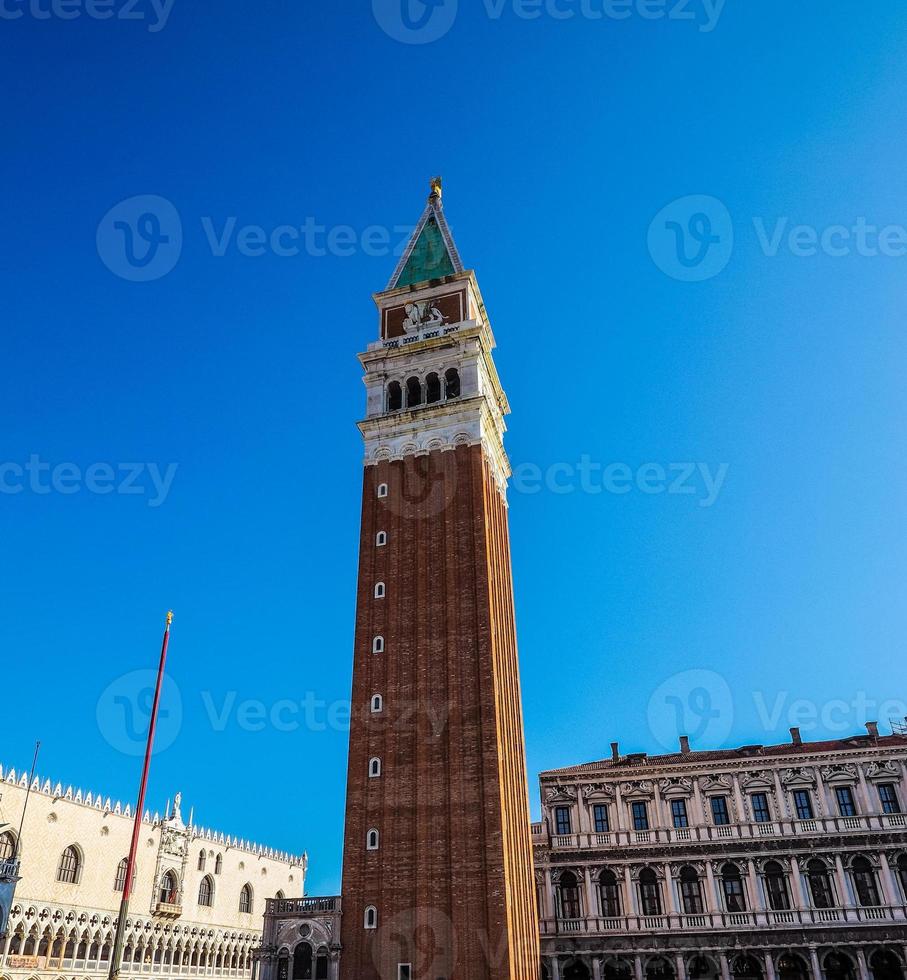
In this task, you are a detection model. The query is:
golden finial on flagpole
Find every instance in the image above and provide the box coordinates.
[166,611,174,626]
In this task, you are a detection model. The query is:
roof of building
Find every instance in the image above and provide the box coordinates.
[540,730,907,779]
[0,762,305,866]
[386,177,464,290]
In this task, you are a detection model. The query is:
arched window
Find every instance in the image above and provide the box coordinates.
[371,694,383,713]
[599,869,621,917]
[406,377,423,408]
[159,871,178,905]
[57,846,81,884]
[445,368,461,399]
[898,854,907,902]
[366,829,379,851]
[851,856,880,907]
[198,850,206,872]
[374,582,385,599]
[731,956,763,980]
[315,951,329,980]
[377,483,388,499]
[198,875,214,907]
[806,858,835,909]
[369,758,382,778]
[426,372,442,404]
[679,866,704,914]
[376,531,387,547]
[870,950,904,980]
[0,831,16,861]
[824,952,856,980]
[764,861,790,911]
[721,863,747,912]
[215,854,223,875]
[364,906,378,930]
[114,857,129,892]
[294,943,313,978]
[387,381,403,412]
[372,635,385,653]
[638,868,662,916]
[557,871,582,919]
[239,884,253,914]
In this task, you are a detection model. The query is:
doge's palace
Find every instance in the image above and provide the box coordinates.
[0,763,306,980]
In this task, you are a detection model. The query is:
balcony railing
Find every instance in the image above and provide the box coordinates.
[539,904,906,936]
[0,858,20,879]
[546,813,907,850]
[264,896,340,916]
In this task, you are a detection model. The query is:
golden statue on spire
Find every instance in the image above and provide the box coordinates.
[429,176,443,201]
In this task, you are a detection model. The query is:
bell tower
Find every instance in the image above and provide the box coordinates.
[339,179,540,980]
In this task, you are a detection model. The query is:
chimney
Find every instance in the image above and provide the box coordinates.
[790,727,802,746]
[679,736,691,755]
[610,742,620,762]
[866,721,879,739]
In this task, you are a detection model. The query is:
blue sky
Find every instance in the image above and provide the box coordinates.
[2,1,906,896]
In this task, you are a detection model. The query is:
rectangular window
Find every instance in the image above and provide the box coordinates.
[554,807,572,836]
[793,790,814,820]
[398,967,412,980]
[671,800,689,829]
[711,796,731,826]
[632,802,649,831]
[835,786,857,817]
[879,784,901,814]
[751,793,771,823]
[593,805,610,833]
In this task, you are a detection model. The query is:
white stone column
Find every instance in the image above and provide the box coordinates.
[543,868,555,921]
[764,952,778,980]
[731,774,747,824]
[634,954,644,980]
[747,859,764,911]
[789,859,806,910]
[857,769,874,819]
[855,949,870,980]
[719,952,732,980]
[593,960,603,980]
[624,867,637,916]
[834,855,854,908]
[664,864,678,916]
[878,852,899,908]
[676,954,688,980]
[692,780,708,827]
[705,862,720,914]
[614,785,626,833]
[809,946,823,980]
[551,956,562,980]
[585,867,599,921]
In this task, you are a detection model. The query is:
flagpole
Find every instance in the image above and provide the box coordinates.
[14,741,41,860]
[108,611,174,980]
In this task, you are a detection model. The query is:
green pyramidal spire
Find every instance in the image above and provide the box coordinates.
[387,177,464,290]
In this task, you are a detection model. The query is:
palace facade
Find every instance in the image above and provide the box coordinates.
[533,725,907,980]
[0,763,305,980]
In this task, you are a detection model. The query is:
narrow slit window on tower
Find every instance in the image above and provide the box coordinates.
[364,907,378,930]
[405,376,423,408]
[387,381,402,412]
[369,758,382,778]
[445,368,461,399]
[366,830,379,851]
[426,372,441,404]
[398,966,412,980]
[376,531,387,547]
[374,582,385,599]
[372,636,385,653]
[377,483,388,499]
[371,694,383,713]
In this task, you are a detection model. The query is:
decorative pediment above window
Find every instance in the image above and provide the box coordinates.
[864,760,901,783]
[581,783,615,802]
[781,767,817,790]
[550,867,582,885]
[740,771,774,792]
[669,861,705,877]
[700,774,733,794]
[544,785,578,805]
[754,856,791,873]
[659,777,693,799]
[820,764,858,785]
[621,781,654,800]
